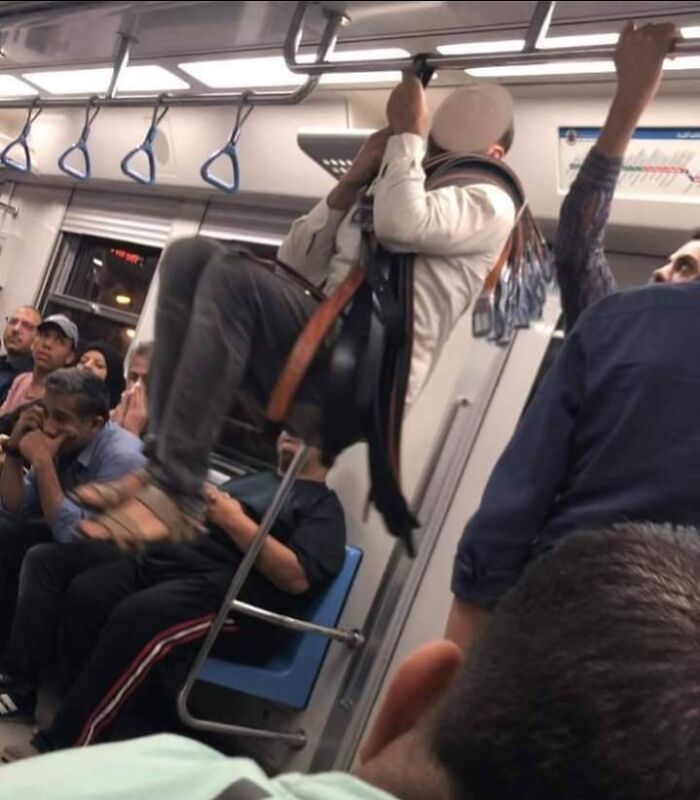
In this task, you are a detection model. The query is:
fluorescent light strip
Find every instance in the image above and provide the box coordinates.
[467,52,700,78]
[0,75,38,97]
[179,57,301,88]
[299,47,409,63]
[441,26,700,59]
[664,55,700,70]
[181,48,409,89]
[438,40,525,55]
[320,71,401,85]
[23,65,189,94]
[538,27,700,48]
[537,32,619,49]
[467,60,615,77]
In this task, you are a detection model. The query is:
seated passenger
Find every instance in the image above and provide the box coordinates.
[3,523,700,800]
[0,432,345,748]
[554,22,694,332]
[0,369,145,646]
[0,315,77,417]
[74,75,517,546]
[0,306,41,406]
[110,341,152,437]
[77,342,126,410]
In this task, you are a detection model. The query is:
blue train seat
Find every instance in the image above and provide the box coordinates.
[197,545,363,709]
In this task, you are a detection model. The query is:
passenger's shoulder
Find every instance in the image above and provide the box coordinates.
[586,282,700,318]
[102,422,144,452]
[461,182,516,220]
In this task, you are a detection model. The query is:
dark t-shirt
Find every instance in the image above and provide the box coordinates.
[0,354,32,406]
[206,470,347,661]
[208,470,346,611]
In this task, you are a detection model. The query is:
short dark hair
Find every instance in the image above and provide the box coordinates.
[497,122,514,154]
[45,367,110,421]
[432,523,700,800]
[129,341,153,365]
[17,305,42,322]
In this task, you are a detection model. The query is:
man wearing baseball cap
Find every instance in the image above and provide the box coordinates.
[0,314,78,417]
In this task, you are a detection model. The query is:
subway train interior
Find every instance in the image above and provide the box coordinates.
[0,0,697,791]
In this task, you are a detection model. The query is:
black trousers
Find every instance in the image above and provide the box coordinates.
[145,237,324,515]
[43,536,240,749]
[3,541,122,686]
[0,513,53,647]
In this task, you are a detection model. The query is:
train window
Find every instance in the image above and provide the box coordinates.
[41,233,160,355]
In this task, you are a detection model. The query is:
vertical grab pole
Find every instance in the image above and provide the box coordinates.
[106,31,132,99]
[177,444,311,726]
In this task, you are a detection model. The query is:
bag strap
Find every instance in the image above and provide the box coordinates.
[266,263,365,424]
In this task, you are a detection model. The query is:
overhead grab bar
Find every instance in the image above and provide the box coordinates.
[0,9,342,113]
[284,0,700,75]
[120,95,169,185]
[0,102,42,173]
[57,98,100,181]
[200,92,253,194]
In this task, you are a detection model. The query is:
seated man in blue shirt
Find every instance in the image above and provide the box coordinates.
[447,21,700,651]
[0,432,345,750]
[0,368,145,646]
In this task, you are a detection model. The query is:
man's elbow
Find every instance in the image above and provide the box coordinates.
[373,206,420,252]
[284,573,310,595]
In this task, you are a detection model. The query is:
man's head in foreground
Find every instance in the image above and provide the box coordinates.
[357,522,700,800]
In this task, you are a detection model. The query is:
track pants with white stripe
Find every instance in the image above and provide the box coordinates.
[41,535,240,750]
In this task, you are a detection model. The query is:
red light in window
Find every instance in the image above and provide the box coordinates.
[110,248,143,267]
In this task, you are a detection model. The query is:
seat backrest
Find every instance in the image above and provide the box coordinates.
[199,545,363,708]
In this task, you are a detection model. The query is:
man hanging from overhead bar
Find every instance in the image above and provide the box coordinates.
[72,74,535,548]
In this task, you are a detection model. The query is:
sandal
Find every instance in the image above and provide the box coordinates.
[69,469,149,512]
[79,483,205,550]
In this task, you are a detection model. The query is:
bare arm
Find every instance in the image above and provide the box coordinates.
[206,487,309,595]
[277,128,391,284]
[0,405,46,512]
[0,452,26,513]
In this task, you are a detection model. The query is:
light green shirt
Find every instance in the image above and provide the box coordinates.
[0,734,398,800]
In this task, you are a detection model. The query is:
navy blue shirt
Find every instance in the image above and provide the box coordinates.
[0,353,32,406]
[453,282,700,607]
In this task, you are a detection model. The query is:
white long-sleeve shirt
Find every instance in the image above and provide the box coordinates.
[278,133,515,405]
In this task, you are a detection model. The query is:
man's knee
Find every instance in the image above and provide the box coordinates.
[17,543,62,589]
[159,236,225,293]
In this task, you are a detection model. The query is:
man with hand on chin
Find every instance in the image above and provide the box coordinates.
[0,368,145,645]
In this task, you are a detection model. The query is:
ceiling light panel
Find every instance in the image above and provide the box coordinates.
[0,75,38,97]
[180,49,409,89]
[467,60,616,78]
[437,40,525,55]
[23,65,189,95]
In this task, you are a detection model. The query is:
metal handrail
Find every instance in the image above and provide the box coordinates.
[231,599,364,648]
[177,445,312,747]
[284,0,700,75]
[0,8,343,111]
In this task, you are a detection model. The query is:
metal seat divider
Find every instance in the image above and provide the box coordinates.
[178,444,312,748]
[230,599,364,649]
